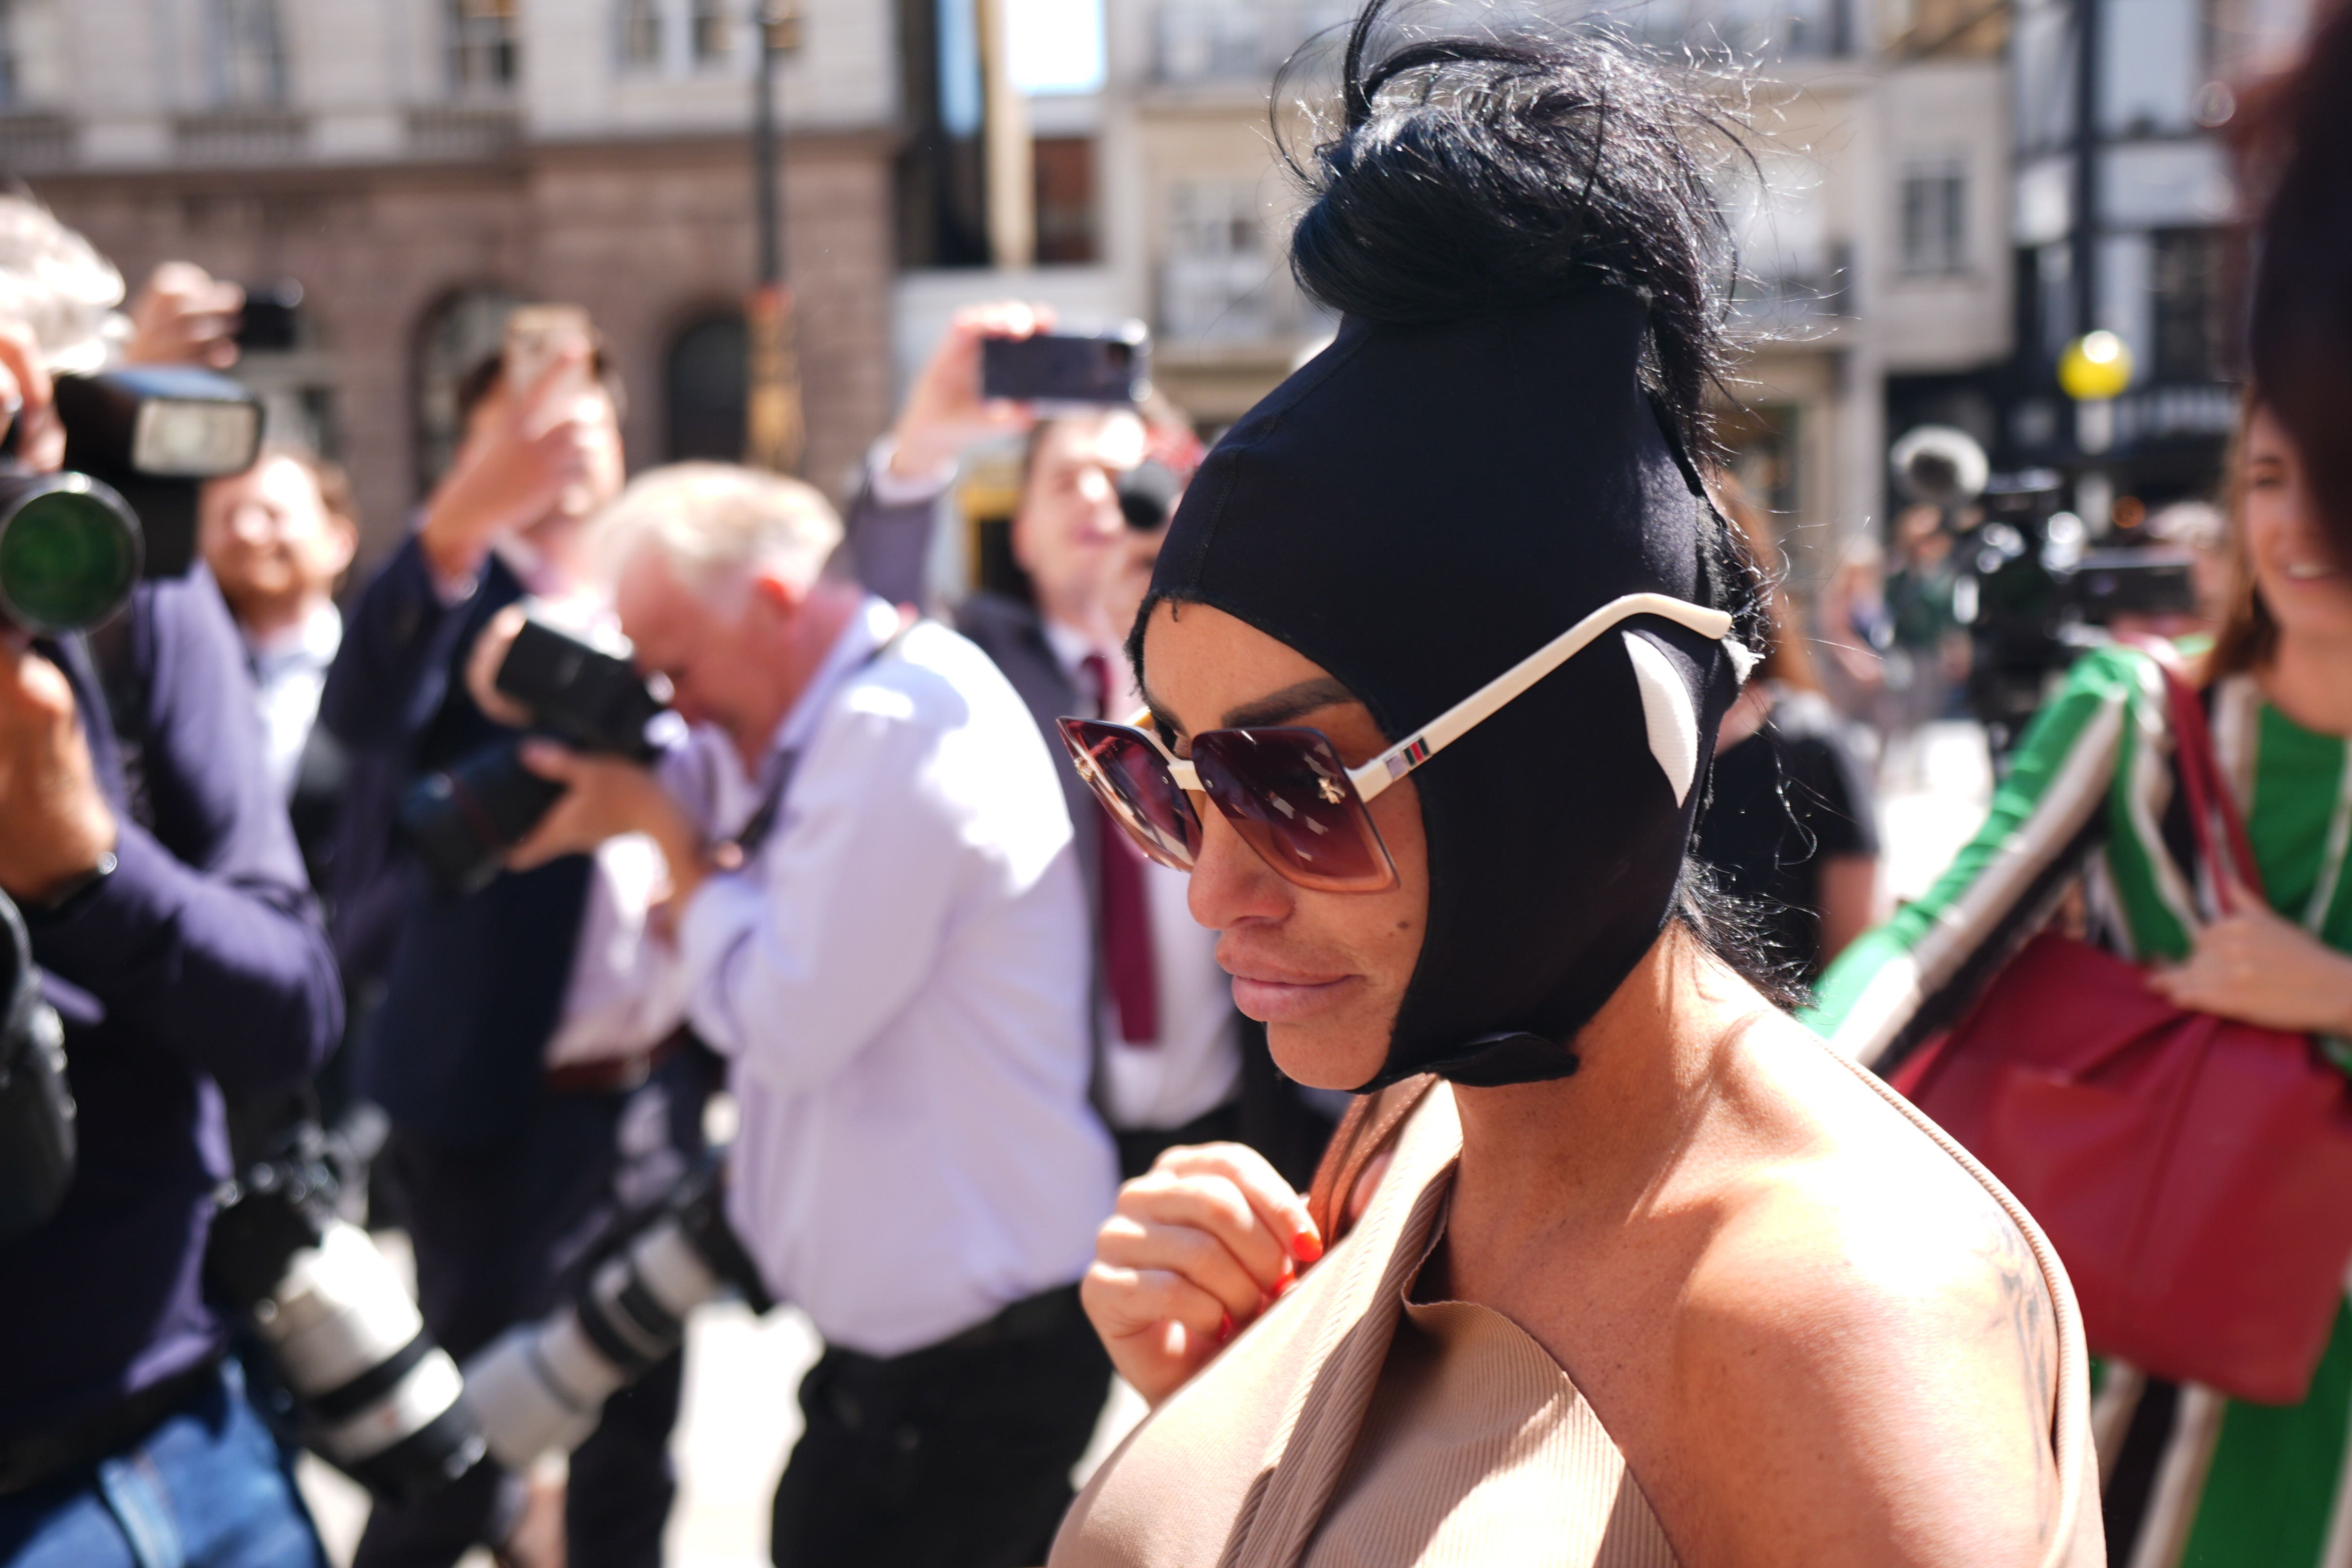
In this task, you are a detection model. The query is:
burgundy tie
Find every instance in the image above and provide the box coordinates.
[1083,652,1160,1045]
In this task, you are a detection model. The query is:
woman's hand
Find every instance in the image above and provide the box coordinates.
[2149,880,2352,1035]
[1081,1143,1323,1407]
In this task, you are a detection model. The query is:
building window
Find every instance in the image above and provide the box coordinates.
[1161,180,1274,342]
[618,0,737,76]
[414,287,521,496]
[0,0,63,108]
[666,312,748,461]
[448,0,520,95]
[1154,0,1356,84]
[2151,227,2230,384]
[211,0,288,108]
[690,0,732,63]
[1033,137,1097,265]
[619,0,664,70]
[1899,160,1967,276]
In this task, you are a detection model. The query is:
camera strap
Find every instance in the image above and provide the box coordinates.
[720,613,917,865]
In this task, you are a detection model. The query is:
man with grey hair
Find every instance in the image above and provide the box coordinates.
[485,461,1117,1568]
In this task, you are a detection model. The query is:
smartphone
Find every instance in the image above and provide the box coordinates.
[233,280,303,353]
[505,305,593,404]
[980,324,1151,407]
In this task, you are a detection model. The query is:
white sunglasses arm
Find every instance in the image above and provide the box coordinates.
[1126,592,1731,802]
[1348,593,1733,804]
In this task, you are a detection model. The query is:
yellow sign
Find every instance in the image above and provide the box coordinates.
[2058,330,2134,402]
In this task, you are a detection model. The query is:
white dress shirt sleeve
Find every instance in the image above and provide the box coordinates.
[673,683,985,1093]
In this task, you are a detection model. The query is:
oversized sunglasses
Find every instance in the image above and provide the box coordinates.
[1058,592,1735,893]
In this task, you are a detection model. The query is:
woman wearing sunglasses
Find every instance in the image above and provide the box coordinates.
[1047,8,2099,1567]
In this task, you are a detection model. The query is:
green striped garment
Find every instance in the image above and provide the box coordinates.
[1808,642,2352,1568]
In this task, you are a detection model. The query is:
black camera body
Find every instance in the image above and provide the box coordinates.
[0,367,262,635]
[980,324,1151,407]
[0,888,73,1246]
[400,618,673,897]
[206,1122,485,1502]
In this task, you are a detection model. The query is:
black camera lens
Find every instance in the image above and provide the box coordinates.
[399,737,569,898]
[0,473,143,635]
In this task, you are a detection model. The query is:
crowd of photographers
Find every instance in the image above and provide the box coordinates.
[0,181,1348,1568]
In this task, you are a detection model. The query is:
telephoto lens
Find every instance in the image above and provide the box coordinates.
[206,1126,486,1501]
[0,471,144,635]
[400,617,674,897]
[461,1150,768,1470]
[0,887,73,1244]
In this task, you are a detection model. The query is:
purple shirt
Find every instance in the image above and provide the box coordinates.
[0,567,342,1441]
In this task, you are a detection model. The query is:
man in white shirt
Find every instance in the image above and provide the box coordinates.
[503,461,1118,1568]
[847,303,1340,1186]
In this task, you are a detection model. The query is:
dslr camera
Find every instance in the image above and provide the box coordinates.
[206,1121,486,1501]
[462,1149,767,1469]
[400,617,674,897]
[0,366,261,634]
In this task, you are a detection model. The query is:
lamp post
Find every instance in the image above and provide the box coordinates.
[746,1,805,474]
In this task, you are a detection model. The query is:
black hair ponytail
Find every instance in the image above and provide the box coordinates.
[1280,1,1747,467]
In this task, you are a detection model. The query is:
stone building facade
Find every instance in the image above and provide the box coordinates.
[2,0,903,561]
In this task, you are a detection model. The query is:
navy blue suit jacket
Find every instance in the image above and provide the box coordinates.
[0,568,343,1440]
[319,538,591,1151]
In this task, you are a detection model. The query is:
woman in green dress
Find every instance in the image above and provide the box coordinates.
[1811,401,2352,1567]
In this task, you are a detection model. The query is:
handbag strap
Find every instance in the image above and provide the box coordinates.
[2128,637,2265,915]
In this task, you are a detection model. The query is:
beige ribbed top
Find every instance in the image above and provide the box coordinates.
[1051,1062,2103,1568]
[1299,1222,1678,1568]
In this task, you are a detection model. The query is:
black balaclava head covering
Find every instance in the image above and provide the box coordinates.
[1145,288,1745,1090]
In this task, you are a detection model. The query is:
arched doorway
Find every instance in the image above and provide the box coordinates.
[664,310,747,462]
[413,285,520,496]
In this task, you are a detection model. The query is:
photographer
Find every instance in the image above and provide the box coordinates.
[0,208,342,1565]
[318,341,696,1568]
[493,462,1117,1568]
[848,303,1338,1187]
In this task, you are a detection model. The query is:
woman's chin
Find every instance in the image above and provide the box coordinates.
[1265,1018,1389,1094]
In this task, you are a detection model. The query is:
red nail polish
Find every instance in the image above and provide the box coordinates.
[1217,1310,1236,1344]
[1292,1229,1324,1264]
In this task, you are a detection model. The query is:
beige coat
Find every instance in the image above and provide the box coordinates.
[1052,1060,2105,1568]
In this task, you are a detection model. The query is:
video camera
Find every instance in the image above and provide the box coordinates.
[1891,426,2206,755]
[461,1148,766,1470]
[0,888,72,1246]
[399,617,674,898]
[0,366,262,635]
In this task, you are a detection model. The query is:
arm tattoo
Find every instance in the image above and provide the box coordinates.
[1975,1201,2058,1534]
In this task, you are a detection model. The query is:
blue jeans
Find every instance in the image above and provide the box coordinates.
[0,1360,326,1568]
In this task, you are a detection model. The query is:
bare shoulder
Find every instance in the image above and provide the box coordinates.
[1656,1016,2063,1567]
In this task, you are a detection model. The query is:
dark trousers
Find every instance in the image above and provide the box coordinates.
[770,1285,1112,1568]
[354,1052,711,1568]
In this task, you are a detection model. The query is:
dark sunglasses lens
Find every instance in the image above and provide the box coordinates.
[1191,729,1395,892]
[1057,719,1201,869]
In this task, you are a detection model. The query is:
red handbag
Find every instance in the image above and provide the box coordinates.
[1896,653,2352,1405]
